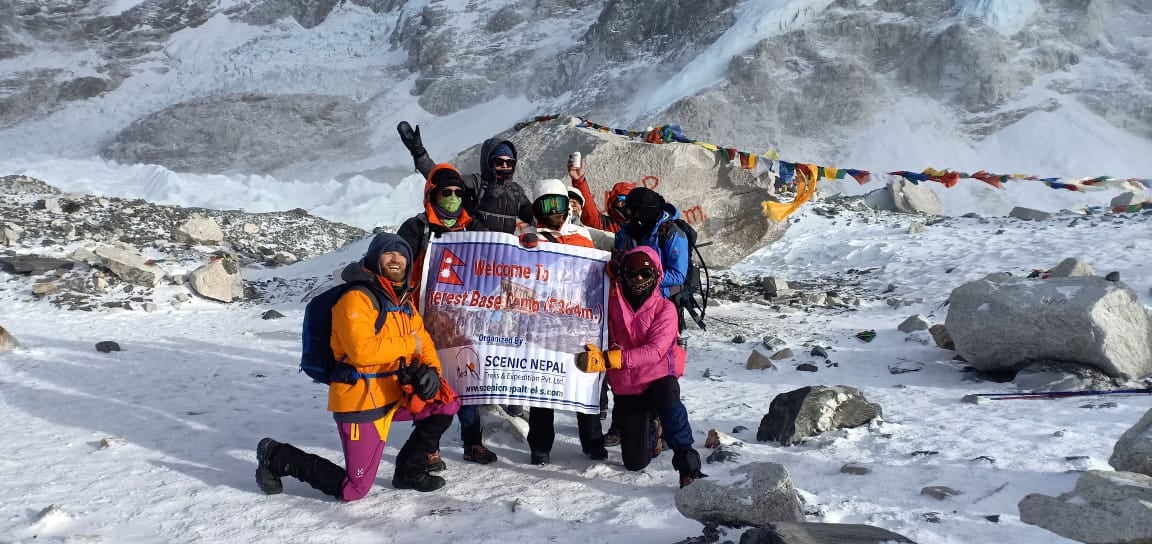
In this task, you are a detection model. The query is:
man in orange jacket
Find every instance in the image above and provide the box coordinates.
[256,233,460,499]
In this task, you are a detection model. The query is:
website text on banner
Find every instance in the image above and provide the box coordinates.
[419,231,609,414]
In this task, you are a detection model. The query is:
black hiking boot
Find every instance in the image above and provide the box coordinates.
[530,450,550,465]
[255,437,283,495]
[392,471,446,492]
[586,447,608,461]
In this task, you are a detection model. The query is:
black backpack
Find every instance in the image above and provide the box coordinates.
[659,219,710,331]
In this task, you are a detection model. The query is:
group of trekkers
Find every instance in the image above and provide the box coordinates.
[254,121,704,501]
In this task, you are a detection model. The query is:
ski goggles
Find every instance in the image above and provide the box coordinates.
[535,195,569,215]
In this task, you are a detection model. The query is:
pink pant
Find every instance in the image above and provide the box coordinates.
[337,400,458,501]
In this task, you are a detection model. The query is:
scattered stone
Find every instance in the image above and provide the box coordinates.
[94,246,164,287]
[0,255,74,275]
[142,302,158,313]
[1048,257,1095,278]
[732,426,748,434]
[272,251,298,265]
[911,450,939,457]
[188,257,244,302]
[796,363,818,372]
[762,336,787,350]
[1106,271,1120,282]
[985,514,1001,523]
[810,346,828,358]
[1054,430,1067,437]
[928,324,955,350]
[99,438,127,449]
[1111,191,1150,209]
[1066,455,1090,461]
[907,221,925,234]
[173,293,191,303]
[0,325,19,352]
[770,348,794,361]
[757,385,882,446]
[706,448,740,464]
[32,281,60,296]
[761,276,790,297]
[1020,470,1152,544]
[242,222,261,234]
[0,223,24,246]
[731,334,746,344]
[961,394,986,405]
[971,455,996,464]
[1110,407,1152,477]
[921,486,962,500]
[172,214,225,245]
[36,197,63,213]
[746,348,777,371]
[897,314,931,333]
[675,462,805,527]
[262,309,286,320]
[883,283,897,294]
[740,522,915,544]
[95,341,121,353]
[1009,207,1052,221]
[885,297,903,308]
[888,361,923,374]
[840,463,872,475]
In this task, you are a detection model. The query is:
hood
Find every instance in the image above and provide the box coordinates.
[360,232,413,282]
[424,163,465,198]
[423,163,472,229]
[604,181,636,214]
[479,138,518,182]
[615,245,664,297]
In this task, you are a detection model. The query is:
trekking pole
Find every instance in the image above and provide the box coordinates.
[976,388,1152,401]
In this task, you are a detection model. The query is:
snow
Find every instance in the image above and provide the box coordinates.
[955,0,1041,36]
[103,0,148,16]
[4,180,1152,542]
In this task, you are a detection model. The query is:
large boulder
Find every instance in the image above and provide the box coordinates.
[675,462,804,528]
[94,246,163,288]
[945,274,1152,379]
[172,215,224,245]
[756,386,881,446]
[1110,408,1152,477]
[188,257,245,302]
[888,178,944,216]
[450,119,787,267]
[1019,470,1152,544]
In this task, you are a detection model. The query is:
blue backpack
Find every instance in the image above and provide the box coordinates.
[300,281,394,384]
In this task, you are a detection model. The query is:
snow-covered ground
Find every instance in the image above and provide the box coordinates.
[3,182,1150,542]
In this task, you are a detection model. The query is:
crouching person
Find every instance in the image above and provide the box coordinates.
[575,246,704,487]
[256,233,459,500]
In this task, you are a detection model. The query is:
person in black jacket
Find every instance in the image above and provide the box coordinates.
[397,121,531,234]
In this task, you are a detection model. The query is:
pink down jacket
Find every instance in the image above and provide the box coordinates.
[606,246,687,395]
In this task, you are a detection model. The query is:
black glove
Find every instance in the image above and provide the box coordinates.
[397,121,426,158]
[412,364,441,400]
[329,362,361,385]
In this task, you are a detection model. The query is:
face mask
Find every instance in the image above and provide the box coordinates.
[436,194,462,213]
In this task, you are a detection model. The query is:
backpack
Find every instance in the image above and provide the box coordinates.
[300,281,398,384]
[659,219,710,331]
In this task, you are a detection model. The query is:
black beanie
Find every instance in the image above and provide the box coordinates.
[625,187,663,210]
[430,167,465,190]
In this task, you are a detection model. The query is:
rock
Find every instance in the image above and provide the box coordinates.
[1106,271,1120,282]
[188,257,245,302]
[770,348,794,361]
[32,281,59,297]
[739,522,915,544]
[863,187,896,211]
[675,462,804,527]
[796,363,818,372]
[99,438,127,449]
[907,221,925,234]
[0,325,19,352]
[1013,362,1116,392]
[241,222,260,234]
[897,314,931,333]
[95,341,121,353]
[172,215,225,245]
[36,197,63,213]
[272,251,298,265]
[1110,408,1152,477]
[0,223,23,246]
[840,463,871,475]
[94,246,164,287]
[888,178,945,216]
[921,486,962,500]
[762,336,788,350]
[1111,191,1151,209]
[810,346,828,358]
[142,303,158,313]
[961,394,987,405]
[945,274,1152,379]
[262,309,286,320]
[746,348,777,371]
[0,255,74,275]
[888,361,923,374]
[1008,207,1052,221]
[928,324,954,350]
[756,386,882,446]
[1048,257,1095,278]
[1020,470,1152,544]
[885,297,903,308]
[762,277,791,297]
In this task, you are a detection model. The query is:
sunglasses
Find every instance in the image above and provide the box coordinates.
[536,195,569,215]
[623,267,656,280]
[492,157,517,167]
[438,188,464,198]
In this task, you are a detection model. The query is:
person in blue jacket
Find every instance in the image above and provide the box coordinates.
[612,187,688,298]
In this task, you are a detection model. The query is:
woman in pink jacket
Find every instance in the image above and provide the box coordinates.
[575,246,704,487]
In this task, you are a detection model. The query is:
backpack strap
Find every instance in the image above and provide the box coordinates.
[539,231,559,243]
[340,281,409,381]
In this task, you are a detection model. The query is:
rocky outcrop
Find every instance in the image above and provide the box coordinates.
[1110,408,1152,477]
[945,273,1152,379]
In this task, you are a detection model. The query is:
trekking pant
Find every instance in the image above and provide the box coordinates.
[268,400,457,502]
[526,408,604,455]
[614,376,696,472]
[457,404,484,447]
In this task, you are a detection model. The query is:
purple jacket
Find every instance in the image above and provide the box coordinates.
[606,246,687,395]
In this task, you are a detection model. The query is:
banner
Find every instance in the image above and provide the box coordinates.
[419,231,609,414]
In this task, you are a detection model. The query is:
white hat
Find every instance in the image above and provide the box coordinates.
[566,186,584,204]
[532,178,569,201]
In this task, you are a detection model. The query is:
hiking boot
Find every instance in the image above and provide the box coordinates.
[586,447,608,461]
[604,429,621,448]
[650,418,663,459]
[462,444,497,464]
[679,471,705,488]
[427,449,446,472]
[255,437,283,495]
[530,450,550,465]
[392,471,446,492]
